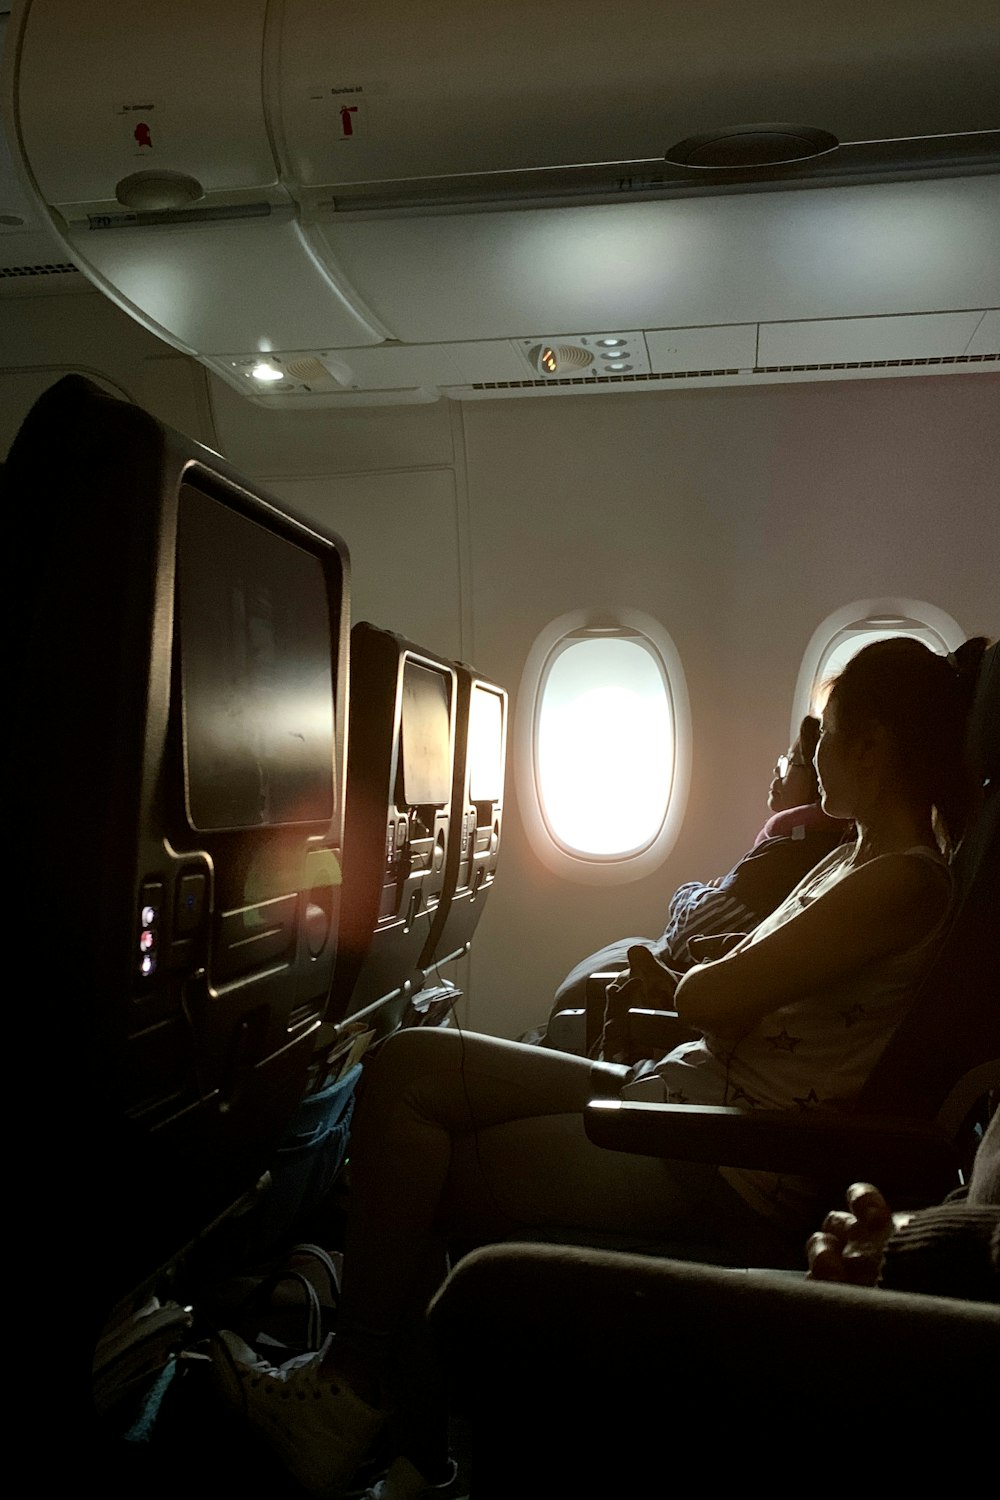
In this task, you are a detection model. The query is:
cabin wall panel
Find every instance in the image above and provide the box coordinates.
[264,470,466,661]
[0,290,216,448]
[208,376,456,476]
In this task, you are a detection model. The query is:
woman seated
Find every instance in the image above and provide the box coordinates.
[547,712,851,1045]
[212,635,986,1499]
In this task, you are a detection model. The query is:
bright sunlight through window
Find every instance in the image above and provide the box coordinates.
[537,637,673,857]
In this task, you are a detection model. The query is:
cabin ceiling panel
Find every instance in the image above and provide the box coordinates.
[331,343,469,390]
[757,311,992,366]
[967,310,1000,356]
[208,372,456,474]
[644,324,758,372]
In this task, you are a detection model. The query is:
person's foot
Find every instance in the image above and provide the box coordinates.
[351,1454,466,1499]
[212,1331,385,1499]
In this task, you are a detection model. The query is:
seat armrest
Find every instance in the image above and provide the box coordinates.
[583,967,694,1059]
[584,1099,960,1205]
[584,968,625,1052]
[626,1007,698,1055]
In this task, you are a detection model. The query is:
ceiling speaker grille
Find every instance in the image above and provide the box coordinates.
[471,352,998,389]
[0,261,80,278]
[285,356,332,381]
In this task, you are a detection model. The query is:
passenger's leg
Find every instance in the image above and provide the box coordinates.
[332,1025,722,1400]
[211,1024,768,1496]
[332,1029,616,1384]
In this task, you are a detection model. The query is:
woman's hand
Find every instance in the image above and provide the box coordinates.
[806,1181,910,1287]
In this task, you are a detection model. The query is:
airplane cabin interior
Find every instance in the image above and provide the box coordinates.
[2,2,998,1494]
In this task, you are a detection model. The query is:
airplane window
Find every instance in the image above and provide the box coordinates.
[793,599,964,728]
[516,611,690,884]
[538,636,672,855]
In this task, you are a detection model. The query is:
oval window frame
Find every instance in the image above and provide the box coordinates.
[515,608,690,885]
[791,597,965,737]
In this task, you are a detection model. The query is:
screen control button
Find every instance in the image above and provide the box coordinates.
[175,871,207,936]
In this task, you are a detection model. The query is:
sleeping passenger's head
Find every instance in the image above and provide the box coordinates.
[768,714,822,813]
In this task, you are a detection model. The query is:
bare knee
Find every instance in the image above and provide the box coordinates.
[362,1025,465,1099]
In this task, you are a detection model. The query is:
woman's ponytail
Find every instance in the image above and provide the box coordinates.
[936,635,991,845]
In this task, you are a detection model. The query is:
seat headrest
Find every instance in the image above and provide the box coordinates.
[968,639,998,789]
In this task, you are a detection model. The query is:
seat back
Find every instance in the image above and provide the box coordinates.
[329,622,458,1032]
[9,375,351,1366]
[419,666,508,972]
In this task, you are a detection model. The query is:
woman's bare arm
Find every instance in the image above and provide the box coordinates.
[673,853,949,1033]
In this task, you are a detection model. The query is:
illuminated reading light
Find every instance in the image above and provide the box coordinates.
[537,638,673,855]
[251,362,285,383]
[597,338,626,347]
[540,347,559,373]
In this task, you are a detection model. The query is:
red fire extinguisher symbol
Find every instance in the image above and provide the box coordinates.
[134,122,152,149]
[339,105,358,137]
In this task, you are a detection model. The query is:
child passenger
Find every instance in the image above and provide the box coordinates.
[213,635,988,1499]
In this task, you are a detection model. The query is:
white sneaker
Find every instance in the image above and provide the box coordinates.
[354,1455,465,1500]
[211,1331,385,1498]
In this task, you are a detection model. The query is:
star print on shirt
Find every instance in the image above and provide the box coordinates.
[729,1085,762,1109]
[793,1088,821,1111]
[757,1176,791,1208]
[665,1088,690,1104]
[764,1028,803,1052]
[840,1004,867,1028]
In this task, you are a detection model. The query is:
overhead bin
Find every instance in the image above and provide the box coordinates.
[275,0,1000,193]
[313,180,1000,344]
[4,0,999,402]
[15,0,279,211]
[6,0,387,353]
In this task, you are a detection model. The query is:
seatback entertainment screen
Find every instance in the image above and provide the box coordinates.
[400,659,452,807]
[468,683,505,802]
[178,482,336,831]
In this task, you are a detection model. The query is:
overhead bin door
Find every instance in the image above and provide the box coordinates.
[276,0,1000,195]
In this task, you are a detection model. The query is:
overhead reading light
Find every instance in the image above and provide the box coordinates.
[526,343,594,375]
[250,362,285,382]
[519,333,650,379]
[665,123,839,169]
